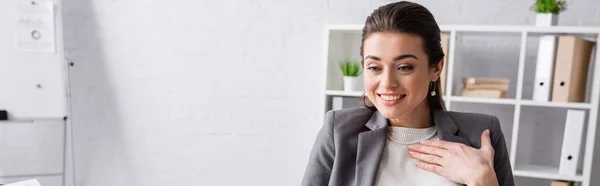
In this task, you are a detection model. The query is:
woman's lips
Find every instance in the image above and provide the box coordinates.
[377,93,407,106]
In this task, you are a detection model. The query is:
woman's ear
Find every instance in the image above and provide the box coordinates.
[430,59,444,81]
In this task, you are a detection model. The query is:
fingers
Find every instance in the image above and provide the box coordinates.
[408,143,450,157]
[420,139,466,150]
[480,129,494,153]
[415,160,445,176]
[480,129,495,165]
[480,129,492,149]
[418,139,465,151]
[418,140,450,149]
[409,151,445,166]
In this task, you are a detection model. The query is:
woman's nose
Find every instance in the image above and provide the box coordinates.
[380,70,399,88]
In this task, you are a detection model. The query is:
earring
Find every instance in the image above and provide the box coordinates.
[430,82,437,96]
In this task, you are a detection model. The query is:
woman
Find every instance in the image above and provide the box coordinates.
[302,1,514,186]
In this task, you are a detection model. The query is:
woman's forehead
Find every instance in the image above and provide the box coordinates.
[363,32,426,58]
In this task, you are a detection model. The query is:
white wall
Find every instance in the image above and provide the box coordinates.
[4,0,600,186]
[59,0,600,185]
[63,1,366,185]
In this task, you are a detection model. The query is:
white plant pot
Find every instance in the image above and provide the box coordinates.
[535,13,558,26]
[343,76,360,92]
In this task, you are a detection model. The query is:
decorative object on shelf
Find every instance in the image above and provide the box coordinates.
[460,77,509,98]
[339,59,361,91]
[531,0,566,26]
[462,77,509,85]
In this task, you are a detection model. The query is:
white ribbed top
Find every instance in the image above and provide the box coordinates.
[375,126,462,186]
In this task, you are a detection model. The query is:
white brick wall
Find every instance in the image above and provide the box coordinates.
[5,0,600,186]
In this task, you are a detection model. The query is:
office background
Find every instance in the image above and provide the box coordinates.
[3,0,600,185]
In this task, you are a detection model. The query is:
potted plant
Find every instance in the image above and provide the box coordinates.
[531,0,566,26]
[339,59,361,91]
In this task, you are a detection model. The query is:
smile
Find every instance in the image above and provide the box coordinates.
[377,93,407,106]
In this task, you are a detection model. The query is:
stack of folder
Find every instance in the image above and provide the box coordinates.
[533,35,595,103]
[460,77,509,98]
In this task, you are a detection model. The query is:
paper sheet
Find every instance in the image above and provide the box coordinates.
[4,179,42,186]
[14,1,56,53]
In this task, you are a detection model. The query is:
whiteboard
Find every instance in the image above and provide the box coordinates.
[0,0,67,120]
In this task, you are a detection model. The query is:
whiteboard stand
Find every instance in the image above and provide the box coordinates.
[0,118,71,186]
[0,0,75,185]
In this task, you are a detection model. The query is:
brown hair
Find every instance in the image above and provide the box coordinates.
[359,1,446,111]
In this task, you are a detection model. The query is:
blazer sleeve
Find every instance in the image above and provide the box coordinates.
[301,110,335,186]
[490,115,515,186]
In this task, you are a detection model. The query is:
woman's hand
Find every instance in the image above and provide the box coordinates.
[408,130,499,186]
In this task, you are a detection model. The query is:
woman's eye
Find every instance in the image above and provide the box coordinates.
[398,66,413,71]
[367,66,381,71]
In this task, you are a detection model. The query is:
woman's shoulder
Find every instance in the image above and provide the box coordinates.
[325,107,375,129]
[445,110,497,121]
[327,107,374,117]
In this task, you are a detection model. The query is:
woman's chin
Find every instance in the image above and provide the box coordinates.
[377,106,407,118]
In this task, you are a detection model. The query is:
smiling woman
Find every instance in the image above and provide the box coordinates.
[302,1,515,186]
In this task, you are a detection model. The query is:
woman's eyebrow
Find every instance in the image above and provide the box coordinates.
[364,55,381,61]
[364,54,418,61]
[393,54,418,61]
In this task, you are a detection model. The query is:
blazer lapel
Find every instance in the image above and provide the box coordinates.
[354,109,472,186]
[356,111,387,186]
[432,109,472,146]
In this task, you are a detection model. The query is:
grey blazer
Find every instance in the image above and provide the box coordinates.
[301,107,514,186]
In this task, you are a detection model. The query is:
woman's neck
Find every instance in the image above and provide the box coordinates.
[389,101,432,128]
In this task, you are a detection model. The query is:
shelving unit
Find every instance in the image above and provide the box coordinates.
[321,24,600,186]
[514,164,585,182]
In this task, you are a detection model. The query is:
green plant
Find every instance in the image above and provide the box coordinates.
[339,59,361,77]
[531,0,566,14]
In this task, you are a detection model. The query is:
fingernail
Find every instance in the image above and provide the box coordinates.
[485,129,490,135]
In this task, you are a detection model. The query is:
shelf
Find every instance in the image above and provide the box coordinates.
[323,93,593,109]
[325,90,363,97]
[326,24,600,34]
[445,96,592,109]
[520,100,592,109]
[448,96,517,105]
[513,164,584,182]
[0,172,63,179]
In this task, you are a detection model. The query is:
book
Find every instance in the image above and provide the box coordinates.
[462,77,509,85]
[463,83,509,91]
[460,89,506,98]
[551,180,574,186]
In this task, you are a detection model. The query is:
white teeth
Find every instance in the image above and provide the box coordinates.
[381,95,403,101]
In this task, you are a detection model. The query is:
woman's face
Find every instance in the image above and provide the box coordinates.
[362,32,440,119]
